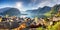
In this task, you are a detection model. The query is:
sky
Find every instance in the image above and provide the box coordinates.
[0,0,60,11]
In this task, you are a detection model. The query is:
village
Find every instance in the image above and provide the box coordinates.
[0,9,60,30]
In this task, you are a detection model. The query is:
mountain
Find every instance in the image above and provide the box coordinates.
[26,6,51,18]
[0,7,21,17]
[26,6,51,14]
[44,4,60,17]
[38,6,51,14]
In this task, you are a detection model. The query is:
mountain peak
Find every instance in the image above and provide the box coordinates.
[43,6,51,8]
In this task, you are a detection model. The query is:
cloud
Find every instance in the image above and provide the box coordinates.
[57,0,60,4]
[38,1,54,7]
[0,0,59,11]
[0,4,13,9]
[30,0,58,9]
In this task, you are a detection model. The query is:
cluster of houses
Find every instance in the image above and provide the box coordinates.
[0,9,60,30]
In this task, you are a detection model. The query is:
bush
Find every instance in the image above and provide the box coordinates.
[51,22,60,30]
[36,27,44,30]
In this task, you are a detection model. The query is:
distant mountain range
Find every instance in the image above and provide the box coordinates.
[0,7,21,17]
[26,6,51,18]
[26,4,60,18]
[0,4,60,18]
[26,6,51,14]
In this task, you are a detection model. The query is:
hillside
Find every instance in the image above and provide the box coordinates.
[44,4,60,17]
[0,7,21,17]
[26,6,51,18]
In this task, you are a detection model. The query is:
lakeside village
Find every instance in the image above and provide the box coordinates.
[0,9,60,30]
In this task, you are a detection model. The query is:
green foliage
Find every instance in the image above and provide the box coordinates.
[47,25,52,30]
[44,11,52,17]
[47,22,60,30]
[36,22,60,30]
[51,22,60,30]
[36,27,44,30]
[56,12,60,17]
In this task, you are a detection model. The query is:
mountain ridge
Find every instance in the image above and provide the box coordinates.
[0,7,21,17]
